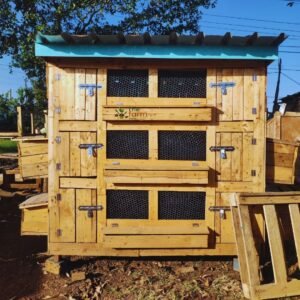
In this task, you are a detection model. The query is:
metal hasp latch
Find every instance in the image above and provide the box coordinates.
[79,143,104,157]
[78,205,104,218]
[209,206,231,219]
[210,82,236,95]
[79,84,102,96]
[209,146,235,159]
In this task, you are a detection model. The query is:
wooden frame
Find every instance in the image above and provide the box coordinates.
[42,60,267,256]
[231,192,300,299]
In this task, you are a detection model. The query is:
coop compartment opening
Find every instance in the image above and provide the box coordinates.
[158,131,206,161]
[106,190,149,219]
[158,69,207,98]
[158,191,206,220]
[107,69,149,97]
[107,130,149,159]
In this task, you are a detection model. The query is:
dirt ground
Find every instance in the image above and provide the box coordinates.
[0,193,245,300]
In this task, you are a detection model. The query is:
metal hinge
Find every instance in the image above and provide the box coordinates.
[252,108,257,115]
[55,136,61,144]
[56,163,61,170]
[55,74,61,81]
[251,170,256,176]
[57,193,62,201]
[252,73,257,81]
[56,229,62,236]
[252,138,257,145]
[55,106,61,114]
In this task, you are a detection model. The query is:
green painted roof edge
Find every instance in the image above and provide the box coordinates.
[35,43,278,60]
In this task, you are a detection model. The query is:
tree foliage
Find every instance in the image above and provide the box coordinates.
[0,0,216,114]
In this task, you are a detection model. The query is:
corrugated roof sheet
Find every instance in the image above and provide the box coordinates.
[35,32,286,60]
[36,32,286,47]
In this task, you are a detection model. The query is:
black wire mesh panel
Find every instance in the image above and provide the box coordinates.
[107,190,149,219]
[107,70,149,97]
[158,70,206,98]
[107,130,149,159]
[158,131,206,161]
[158,191,206,220]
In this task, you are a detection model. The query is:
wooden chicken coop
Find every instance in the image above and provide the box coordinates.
[32,32,286,257]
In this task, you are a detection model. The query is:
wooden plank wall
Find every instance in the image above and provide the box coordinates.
[47,61,266,256]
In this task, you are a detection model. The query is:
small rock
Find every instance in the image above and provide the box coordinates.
[176,266,195,274]
[71,270,86,282]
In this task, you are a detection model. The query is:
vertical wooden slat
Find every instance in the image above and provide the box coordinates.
[80,132,97,177]
[206,68,217,112]
[149,69,158,98]
[244,69,254,121]
[232,69,244,120]
[56,188,75,242]
[231,133,243,181]
[216,69,223,121]
[76,189,97,243]
[48,65,60,243]
[220,69,233,121]
[289,204,300,269]
[149,130,158,160]
[242,133,253,182]
[58,132,70,176]
[74,69,86,120]
[85,69,97,120]
[220,133,232,181]
[238,205,261,290]
[60,68,75,120]
[97,68,107,242]
[253,68,266,192]
[70,132,81,176]
[231,206,250,298]
[263,205,287,284]
[149,190,157,220]
[216,132,221,182]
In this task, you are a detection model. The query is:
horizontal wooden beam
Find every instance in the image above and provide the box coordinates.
[104,170,209,184]
[103,107,212,122]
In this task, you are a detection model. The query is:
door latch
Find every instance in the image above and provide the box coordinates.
[78,205,104,218]
[79,84,102,96]
[209,206,231,219]
[79,143,104,157]
[210,82,236,95]
[209,146,235,159]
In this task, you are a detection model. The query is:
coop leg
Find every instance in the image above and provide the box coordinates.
[44,255,63,275]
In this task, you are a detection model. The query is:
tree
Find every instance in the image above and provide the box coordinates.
[0,0,217,112]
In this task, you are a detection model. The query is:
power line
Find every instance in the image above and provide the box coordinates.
[281,72,300,85]
[202,20,300,34]
[203,13,300,26]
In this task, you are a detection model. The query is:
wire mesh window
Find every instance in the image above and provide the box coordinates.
[158,191,206,220]
[158,131,206,161]
[107,70,149,97]
[107,190,149,219]
[107,130,149,159]
[158,70,206,98]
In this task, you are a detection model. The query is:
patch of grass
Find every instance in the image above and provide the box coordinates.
[0,139,18,153]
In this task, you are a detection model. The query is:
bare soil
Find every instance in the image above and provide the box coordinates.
[0,192,245,300]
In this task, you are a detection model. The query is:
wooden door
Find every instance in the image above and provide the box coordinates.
[48,66,104,244]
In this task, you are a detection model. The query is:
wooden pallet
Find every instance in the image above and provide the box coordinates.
[231,192,300,299]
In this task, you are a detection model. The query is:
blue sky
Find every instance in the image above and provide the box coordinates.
[0,0,300,112]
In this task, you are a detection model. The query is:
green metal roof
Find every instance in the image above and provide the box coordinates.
[35,32,286,61]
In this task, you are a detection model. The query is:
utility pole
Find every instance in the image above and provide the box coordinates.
[272,58,282,116]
